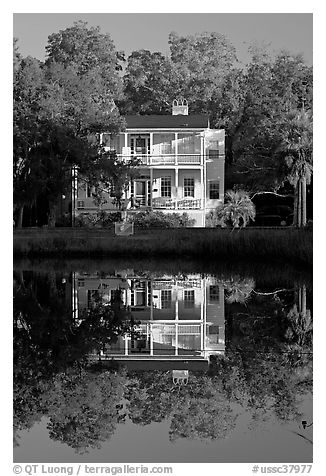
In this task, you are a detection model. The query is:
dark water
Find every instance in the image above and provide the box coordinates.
[13,259,313,463]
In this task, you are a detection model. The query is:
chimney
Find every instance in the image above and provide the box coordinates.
[172,98,188,115]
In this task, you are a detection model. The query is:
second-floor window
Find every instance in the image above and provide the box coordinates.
[184,178,195,197]
[161,176,172,197]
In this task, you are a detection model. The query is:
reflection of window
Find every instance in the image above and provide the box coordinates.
[184,290,195,308]
[161,177,171,197]
[85,183,97,198]
[208,149,219,159]
[184,178,195,197]
[161,290,172,309]
[209,286,219,302]
[87,290,100,307]
[209,181,220,199]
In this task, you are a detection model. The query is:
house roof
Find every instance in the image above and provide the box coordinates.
[125,114,209,129]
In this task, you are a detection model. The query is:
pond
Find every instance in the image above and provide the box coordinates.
[13,259,313,463]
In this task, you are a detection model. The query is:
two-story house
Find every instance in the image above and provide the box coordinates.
[74,99,225,227]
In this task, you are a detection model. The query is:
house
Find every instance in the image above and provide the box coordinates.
[72,268,225,370]
[73,99,225,227]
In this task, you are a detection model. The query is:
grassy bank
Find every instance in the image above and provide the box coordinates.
[13,227,312,267]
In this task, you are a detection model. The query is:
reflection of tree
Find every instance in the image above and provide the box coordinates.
[222,275,255,304]
[217,282,313,426]
[126,372,238,442]
[76,289,140,357]
[13,268,313,453]
[45,367,127,454]
[13,272,138,449]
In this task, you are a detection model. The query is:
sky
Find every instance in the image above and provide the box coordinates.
[13,13,313,66]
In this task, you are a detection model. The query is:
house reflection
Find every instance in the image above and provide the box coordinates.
[72,270,225,369]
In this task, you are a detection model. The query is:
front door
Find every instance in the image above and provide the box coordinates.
[135,180,146,206]
[133,180,151,207]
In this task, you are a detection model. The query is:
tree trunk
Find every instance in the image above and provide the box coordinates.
[48,202,57,228]
[297,180,302,228]
[16,205,24,228]
[293,183,298,227]
[302,176,307,226]
[301,285,307,317]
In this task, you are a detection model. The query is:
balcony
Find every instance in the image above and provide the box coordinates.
[117,154,202,166]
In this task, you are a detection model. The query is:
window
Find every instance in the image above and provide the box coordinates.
[161,177,171,197]
[184,178,195,197]
[209,181,220,200]
[209,285,219,302]
[184,290,195,308]
[161,290,172,309]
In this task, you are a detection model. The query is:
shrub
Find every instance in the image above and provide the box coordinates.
[127,211,195,229]
[75,211,121,228]
[205,210,225,228]
[216,190,256,228]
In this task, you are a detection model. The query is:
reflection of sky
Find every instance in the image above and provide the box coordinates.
[14,393,312,463]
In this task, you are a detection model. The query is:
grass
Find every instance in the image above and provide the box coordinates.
[13,227,312,267]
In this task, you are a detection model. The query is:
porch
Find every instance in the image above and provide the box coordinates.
[117,154,203,166]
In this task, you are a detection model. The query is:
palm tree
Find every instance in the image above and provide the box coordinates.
[217,190,256,228]
[281,110,312,227]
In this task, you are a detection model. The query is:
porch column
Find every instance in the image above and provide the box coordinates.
[175,132,178,165]
[175,291,179,355]
[149,132,153,165]
[200,134,204,165]
[175,168,179,210]
[150,323,154,356]
[124,133,128,148]
[150,168,154,209]
[201,166,205,226]
[124,337,129,356]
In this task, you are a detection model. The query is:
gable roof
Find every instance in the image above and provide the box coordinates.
[125,114,209,129]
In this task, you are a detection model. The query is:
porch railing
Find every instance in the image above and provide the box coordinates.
[152,197,201,210]
[118,154,202,166]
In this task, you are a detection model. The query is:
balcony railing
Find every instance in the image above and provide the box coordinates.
[152,197,201,210]
[118,154,202,166]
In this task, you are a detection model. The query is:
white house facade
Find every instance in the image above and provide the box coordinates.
[74,100,225,227]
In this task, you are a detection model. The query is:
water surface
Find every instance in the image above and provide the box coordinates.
[13,259,313,463]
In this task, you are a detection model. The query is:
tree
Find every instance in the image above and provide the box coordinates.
[280,110,313,227]
[225,49,312,202]
[122,50,175,114]
[216,190,256,228]
[168,31,238,113]
[13,55,46,227]
[14,21,128,227]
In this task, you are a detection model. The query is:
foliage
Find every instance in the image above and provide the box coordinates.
[122,50,175,114]
[216,190,256,228]
[13,22,126,227]
[13,266,312,453]
[128,211,195,228]
[75,211,122,227]
[45,368,127,453]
